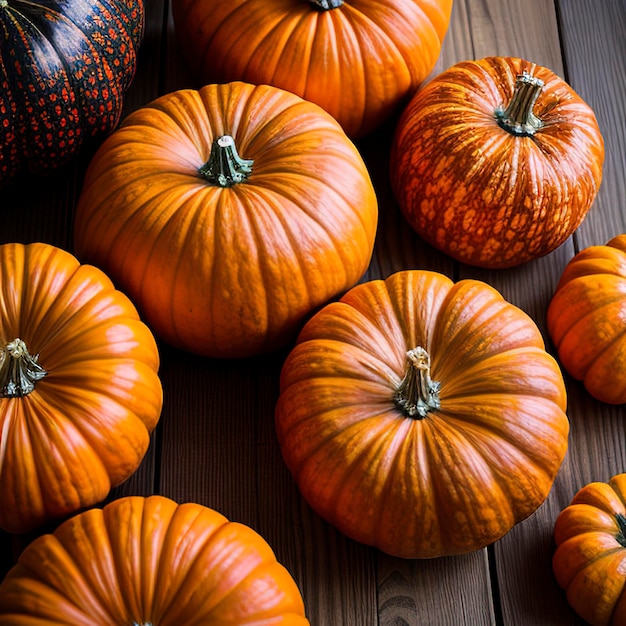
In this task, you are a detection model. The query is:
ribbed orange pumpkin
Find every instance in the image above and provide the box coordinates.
[74,81,378,358]
[275,269,569,558]
[0,243,162,534]
[390,56,605,268]
[547,234,626,405]
[171,0,454,138]
[0,495,309,624]
[553,474,626,626]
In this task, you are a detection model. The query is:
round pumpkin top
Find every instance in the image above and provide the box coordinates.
[0,242,162,533]
[0,495,309,624]
[74,81,378,358]
[275,269,569,558]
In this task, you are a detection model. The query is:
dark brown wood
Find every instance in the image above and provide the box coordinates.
[1,0,624,624]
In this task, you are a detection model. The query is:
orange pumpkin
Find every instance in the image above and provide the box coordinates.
[0,495,309,624]
[275,269,569,558]
[74,81,378,359]
[547,234,626,405]
[170,0,454,138]
[553,474,626,626]
[390,56,605,268]
[0,243,162,534]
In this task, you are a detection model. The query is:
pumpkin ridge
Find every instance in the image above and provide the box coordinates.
[421,416,515,553]
[151,506,228,622]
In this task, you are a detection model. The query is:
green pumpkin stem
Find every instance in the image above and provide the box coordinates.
[495,70,544,136]
[394,347,441,419]
[308,0,344,9]
[198,135,253,187]
[616,513,626,548]
[0,338,47,398]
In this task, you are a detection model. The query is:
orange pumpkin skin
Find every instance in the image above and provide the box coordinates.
[170,0,454,138]
[553,474,626,626]
[74,82,378,359]
[0,243,162,534]
[390,56,605,268]
[0,495,309,624]
[275,269,569,558]
[547,235,626,405]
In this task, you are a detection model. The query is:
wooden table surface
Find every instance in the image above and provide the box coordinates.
[1,0,625,624]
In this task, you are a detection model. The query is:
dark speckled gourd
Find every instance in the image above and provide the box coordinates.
[0,0,144,184]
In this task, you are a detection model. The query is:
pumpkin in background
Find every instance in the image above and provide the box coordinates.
[0,495,310,624]
[0,0,143,184]
[547,234,626,405]
[390,56,604,268]
[74,81,378,359]
[170,0,453,138]
[0,243,162,534]
[275,269,569,558]
[553,474,626,626]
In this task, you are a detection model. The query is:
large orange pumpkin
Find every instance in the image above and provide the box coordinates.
[553,474,626,626]
[547,234,626,405]
[74,81,378,359]
[275,269,569,558]
[170,0,454,138]
[390,56,605,268]
[0,495,309,624]
[0,243,162,534]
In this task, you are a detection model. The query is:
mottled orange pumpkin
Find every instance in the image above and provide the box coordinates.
[390,56,605,268]
[275,269,569,558]
[0,495,309,624]
[547,234,626,405]
[171,0,454,138]
[553,474,626,626]
[74,81,378,358]
[0,243,162,534]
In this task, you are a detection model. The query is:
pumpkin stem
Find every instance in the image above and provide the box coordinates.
[495,70,544,136]
[0,338,47,398]
[308,0,344,9]
[394,347,441,419]
[617,513,626,548]
[198,135,253,187]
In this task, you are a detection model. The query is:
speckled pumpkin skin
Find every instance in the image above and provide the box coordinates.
[0,0,144,184]
[390,56,605,268]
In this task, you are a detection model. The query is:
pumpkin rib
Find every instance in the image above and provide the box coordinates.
[421,416,516,553]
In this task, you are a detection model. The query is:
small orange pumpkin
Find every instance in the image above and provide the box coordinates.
[0,243,162,533]
[74,81,378,358]
[547,234,626,405]
[390,56,605,268]
[275,269,569,558]
[553,474,626,626]
[0,495,309,624]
